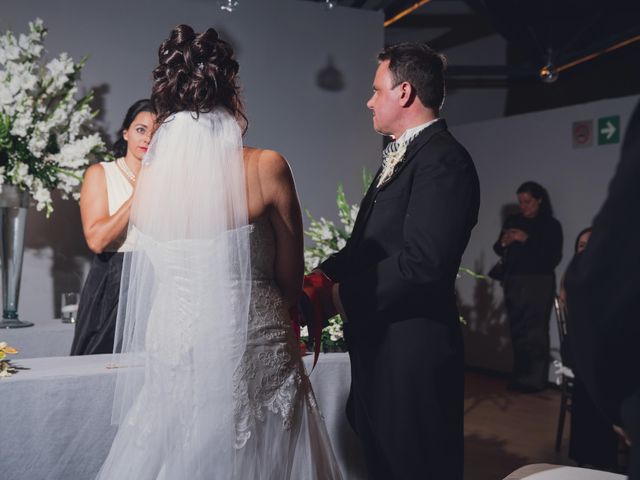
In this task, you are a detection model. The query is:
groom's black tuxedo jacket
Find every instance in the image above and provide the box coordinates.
[320,119,479,479]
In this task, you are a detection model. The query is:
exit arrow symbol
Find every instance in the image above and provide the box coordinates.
[601,121,616,140]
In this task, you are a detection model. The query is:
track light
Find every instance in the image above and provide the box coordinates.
[218,0,239,12]
[539,49,559,83]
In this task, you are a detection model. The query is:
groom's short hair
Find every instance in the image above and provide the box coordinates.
[378,43,447,113]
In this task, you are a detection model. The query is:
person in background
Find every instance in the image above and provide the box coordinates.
[493,181,562,393]
[558,227,591,306]
[70,99,155,355]
[566,100,640,480]
[562,227,620,471]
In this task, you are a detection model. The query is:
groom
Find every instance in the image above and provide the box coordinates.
[310,43,479,479]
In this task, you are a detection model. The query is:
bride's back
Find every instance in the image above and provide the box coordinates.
[243,147,304,307]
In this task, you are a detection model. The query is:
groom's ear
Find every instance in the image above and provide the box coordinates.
[398,82,416,108]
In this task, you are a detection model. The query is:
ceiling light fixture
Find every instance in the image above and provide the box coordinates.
[218,0,239,12]
[539,49,559,83]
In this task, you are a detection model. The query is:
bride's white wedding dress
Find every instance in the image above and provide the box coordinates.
[95,110,342,479]
[233,216,342,479]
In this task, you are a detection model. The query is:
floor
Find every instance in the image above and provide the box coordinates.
[464,370,572,480]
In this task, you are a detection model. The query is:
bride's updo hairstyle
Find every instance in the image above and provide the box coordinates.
[151,24,247,130]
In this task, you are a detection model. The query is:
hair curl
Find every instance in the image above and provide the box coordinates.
[151,24,247,130]
[113,99,154,158]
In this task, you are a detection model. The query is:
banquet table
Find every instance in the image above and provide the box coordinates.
[1,318,74,359]
[1,352,366,479]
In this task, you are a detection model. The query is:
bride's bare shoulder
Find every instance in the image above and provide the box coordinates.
[243,147,291,180]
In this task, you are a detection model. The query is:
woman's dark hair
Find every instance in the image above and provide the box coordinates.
[574,227,593,253]
[378,42,447,112]
[113,99,154,158]
[516,181,553,217]
[151,24,247,130]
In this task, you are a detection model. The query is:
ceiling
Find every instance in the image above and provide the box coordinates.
[306,0,640,114]
[310,0,640,80]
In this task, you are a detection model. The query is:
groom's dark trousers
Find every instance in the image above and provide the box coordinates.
[321,120,479,480]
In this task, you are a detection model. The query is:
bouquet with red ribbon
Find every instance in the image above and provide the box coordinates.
[289,271,337,369]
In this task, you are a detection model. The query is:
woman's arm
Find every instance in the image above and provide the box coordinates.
[260,150,304,308]
[79,164,132,254]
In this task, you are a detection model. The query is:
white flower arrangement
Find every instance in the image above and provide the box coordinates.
[0,19,106,216]
[303,170,373,351]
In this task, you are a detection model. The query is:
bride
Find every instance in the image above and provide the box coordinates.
[96,25,343,479]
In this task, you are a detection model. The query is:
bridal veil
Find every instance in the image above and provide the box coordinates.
[99,109,251,478]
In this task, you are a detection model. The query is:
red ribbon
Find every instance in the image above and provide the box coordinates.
[302,272,335,370]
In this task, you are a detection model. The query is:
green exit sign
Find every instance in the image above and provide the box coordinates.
[598,115,620,145]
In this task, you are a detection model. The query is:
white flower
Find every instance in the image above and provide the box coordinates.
[33,180,52,212]
[3,44,21,62]
[0,167,5,185]
[28,129,49,157]
[23,174,35,189]
[0,85,14,111]
[300,326,309,338]
[45,53,74,91]
[18,34,30,51]
[349,204,359,222]
[18,70,38,92]
[67,104,91,140]
[7,74,24,97]
[29,18,44,32]
[10,112,33,137]
[325,317,344,342]
[17,163,29,178]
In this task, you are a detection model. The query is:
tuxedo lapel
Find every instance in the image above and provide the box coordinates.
[348,166,382,245]
[376,119,448,193]
[348,120,447,246]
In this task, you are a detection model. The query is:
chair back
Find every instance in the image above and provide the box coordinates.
[553,295,568,345]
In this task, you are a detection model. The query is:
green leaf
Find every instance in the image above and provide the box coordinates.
[458,267,488,280]
[362,168,373,195]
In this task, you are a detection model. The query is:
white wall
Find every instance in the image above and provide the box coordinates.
[2,0,384,322]
[452,94,640,376]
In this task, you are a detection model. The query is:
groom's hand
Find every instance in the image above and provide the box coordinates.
[303,271,338,320]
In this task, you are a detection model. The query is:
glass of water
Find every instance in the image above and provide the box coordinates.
[61,292,79,323]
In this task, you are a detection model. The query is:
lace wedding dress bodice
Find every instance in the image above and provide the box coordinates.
[234,216,309,448]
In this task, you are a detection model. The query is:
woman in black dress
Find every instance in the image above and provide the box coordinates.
[493,181,563,392]
[70,100,156,355]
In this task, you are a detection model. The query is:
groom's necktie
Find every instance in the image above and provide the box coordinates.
[377,118,441,188]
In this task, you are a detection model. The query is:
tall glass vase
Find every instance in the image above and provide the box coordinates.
[0,185,33,328]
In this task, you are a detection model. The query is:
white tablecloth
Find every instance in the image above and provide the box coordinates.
[1,318,74,359]
[0,353,366,479]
